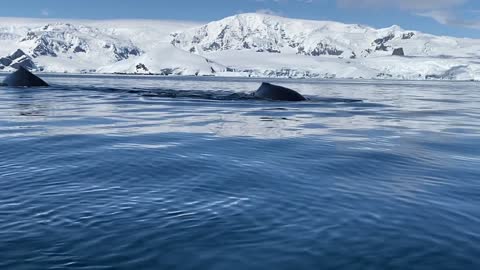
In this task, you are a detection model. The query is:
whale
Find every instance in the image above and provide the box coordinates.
[2,66,49,87]
[254,82,306,101]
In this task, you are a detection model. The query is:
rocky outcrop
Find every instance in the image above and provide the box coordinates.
[402,32,415,39]
[256,48,281,53]
[20,23,142,60]
[0,49,37,70]
[392,48,405,56]
[298,43,344,56]
[374,34,394,51]
[135,63,150,73]
[113,46,141,61]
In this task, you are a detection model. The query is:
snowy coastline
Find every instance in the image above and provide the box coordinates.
[1,14,480,80]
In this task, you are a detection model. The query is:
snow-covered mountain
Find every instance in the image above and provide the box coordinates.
[2,14,480,80]
[172,13,407,58]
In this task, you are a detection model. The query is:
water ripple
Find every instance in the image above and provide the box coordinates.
[0,76,480,269]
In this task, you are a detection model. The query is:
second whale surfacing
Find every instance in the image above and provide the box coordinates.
[254,82,307,101]
[2,66,49,87]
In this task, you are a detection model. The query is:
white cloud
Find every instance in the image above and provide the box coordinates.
[337,0,480,29]
[258,0,465,9]
[256,0,477,29]
[41,9,50,17]
[417,10,480,29]
[256,9,283,16]
[417,10,454,24]
[337,0,466,10]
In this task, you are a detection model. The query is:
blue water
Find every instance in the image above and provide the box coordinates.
[0,74,479,269]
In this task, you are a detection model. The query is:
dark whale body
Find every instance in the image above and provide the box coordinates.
[2,66,48,87]
[254,82,306,101]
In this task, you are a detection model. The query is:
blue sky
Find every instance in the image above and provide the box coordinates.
[1,0,480,38]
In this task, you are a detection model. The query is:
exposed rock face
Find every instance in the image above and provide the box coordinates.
[392,48,405,56]
[374,34,395,51]
[10,49,27,59]
[402,32,415,39]
[73,46,87,53]
[170,13,423,61]
[113,46,141,61]
[0,49,37,70]
[171,14,363,57]
[298,42,344,56]
[20,23,142,60]
[0,57,12,67]
[256,48,281,53]
[374,34,395,46]
[135,63,149,73]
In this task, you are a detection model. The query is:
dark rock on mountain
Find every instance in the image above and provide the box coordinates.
[20,23,142,61]
[375,43,389,52]
[20,31,38,42]
[0,57,12,66]
[136,63,149,72]
[113,46,141,61]
[10,60,36,70]
[0,49,37,70]
[392,48,405,56]
[374,34,394,51]
[297,43,343,56]
[374,34,395,45]
[11,49,28,59]
[257,48,281,53]
[31,36,58,57]
[312,43,343,56]
[402,32,415,39]
[10,50,37,69]
[73,46,87,53]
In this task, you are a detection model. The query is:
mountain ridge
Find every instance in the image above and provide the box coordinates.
[1,13,480,80]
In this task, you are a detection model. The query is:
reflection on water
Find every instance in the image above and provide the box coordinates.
[0,75,479,269]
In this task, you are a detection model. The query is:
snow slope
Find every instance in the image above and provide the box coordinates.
[2,14,480,80]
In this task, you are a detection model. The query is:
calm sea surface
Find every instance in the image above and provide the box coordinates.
[0,74,479,269]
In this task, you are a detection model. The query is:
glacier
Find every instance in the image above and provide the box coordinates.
[1,14,480,80]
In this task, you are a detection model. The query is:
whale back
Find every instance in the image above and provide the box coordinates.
[254,82,306,101]
[3,66,49,87]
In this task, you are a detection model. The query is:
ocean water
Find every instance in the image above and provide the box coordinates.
[0,74,479,270]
